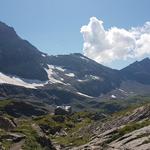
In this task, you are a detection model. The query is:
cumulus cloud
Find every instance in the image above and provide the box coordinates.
[80,17,150,65]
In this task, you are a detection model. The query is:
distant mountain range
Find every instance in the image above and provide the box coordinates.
[0,21,150,109]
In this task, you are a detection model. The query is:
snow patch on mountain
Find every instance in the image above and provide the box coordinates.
[46,65,65,72]
[111,94,117,99]
[76,92,93,98]
[41,54,46,57]
[77,75,101,82]
[118,88,127,94]
[55,66,65,72]
[0,72,46,89]
[80,56,89,61]
[45,65,66,85]
[65,73,75,77]
[77,79,88,82]
[0,63,69,88]
[89,75,100,80]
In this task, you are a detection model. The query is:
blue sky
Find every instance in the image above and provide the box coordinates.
[0,0,150,69]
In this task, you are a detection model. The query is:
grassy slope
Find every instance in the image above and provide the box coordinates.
[0,97,150,149]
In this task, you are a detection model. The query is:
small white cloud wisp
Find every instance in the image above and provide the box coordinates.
[80,17,150,65]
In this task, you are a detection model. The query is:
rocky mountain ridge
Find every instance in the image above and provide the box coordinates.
[0,21,150,98]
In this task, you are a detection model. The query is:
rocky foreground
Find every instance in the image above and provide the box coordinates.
[0,99,103,150]
[0,99,150,150]
[73,105,150,150]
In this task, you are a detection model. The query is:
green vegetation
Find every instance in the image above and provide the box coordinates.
[78,95,150,115]
[123,132,150,145]
[0,99,12,110]
[141,138,150,145]
[1,140,12,150]
[0,99,98,149]
[0,98,150,149]
[0,129,12,149]
[105,119,150,144]
[13,120,43,150]
[118,119,150,134]
[34,111,96,147]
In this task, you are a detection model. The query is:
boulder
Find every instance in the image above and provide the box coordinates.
[0,133,25,142]
[54,106,72,115]
[0,116,16,131]
[36,135,56,150]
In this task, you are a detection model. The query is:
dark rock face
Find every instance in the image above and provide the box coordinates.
[40,124,62,135]
[4,101,47,117]
[54,108,69,115]
[0,21,122,97]
[36,136,56,150]
[52,115,65,123]
[0,22,48,81]
[121,58,150,84]
[47,54,122,96]
[0,116,16,131]
[1,21,150,107]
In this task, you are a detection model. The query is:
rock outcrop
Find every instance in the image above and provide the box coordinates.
[0,133,25,143]
[72,105,150,150]
[0,116,16,131]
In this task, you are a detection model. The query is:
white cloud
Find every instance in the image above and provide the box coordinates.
[80,17,150,65]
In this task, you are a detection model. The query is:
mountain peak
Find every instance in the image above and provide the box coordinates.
[121,57,150,84]
[0,21,17,36]
[71,53,84,57]
[0,21,10,28]
[0,21,48,81]
[141,57,150,63]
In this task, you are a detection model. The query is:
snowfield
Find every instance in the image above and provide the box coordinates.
[65,72,75,77]
[0,72,46,89]
[0,64,69,88]
[0,64,103,90]
[76,92,93,98]
[44,65,66,85]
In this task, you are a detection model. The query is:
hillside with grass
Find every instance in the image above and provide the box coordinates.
[0,98,150,150]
